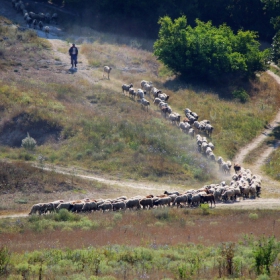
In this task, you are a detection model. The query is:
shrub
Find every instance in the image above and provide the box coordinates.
[253,236,278,275]
[232,89,250,103]
[200,203,210,215]
[0,246,10,275]
[21,132,37,151]
[249,213,259,220]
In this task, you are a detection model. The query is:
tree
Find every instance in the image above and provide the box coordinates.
[154,16,268,81]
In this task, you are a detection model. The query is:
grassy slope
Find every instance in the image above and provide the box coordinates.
[1,16,280,194]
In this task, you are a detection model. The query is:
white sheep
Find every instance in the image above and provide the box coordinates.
[103,66,112,79]
[136,89,146,99]
[141,98,150,111]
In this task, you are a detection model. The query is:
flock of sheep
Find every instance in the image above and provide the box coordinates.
[121,80,236,175]
[28,78,263,215]
[11,0,58,36]
[28,165,262,215]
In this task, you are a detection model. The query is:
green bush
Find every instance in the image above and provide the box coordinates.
[249,213,259,220]
[0,246,10,275]
[232,89,250,103]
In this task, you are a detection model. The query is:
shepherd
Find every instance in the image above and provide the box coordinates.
[69,43,78,68]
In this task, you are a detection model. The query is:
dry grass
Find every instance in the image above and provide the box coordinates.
[1,209,280,252]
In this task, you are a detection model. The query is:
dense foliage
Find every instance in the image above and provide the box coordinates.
[153,16,268,81]
[49,0,275,41]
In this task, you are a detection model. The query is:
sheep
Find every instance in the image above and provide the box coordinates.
[188,128,195,138]
[128,87,136,99]
[141,98,150,111]
[190,194,201,207]
[153,97,162,105]
[208,151,216,161]
[71,202,85,213]
[136,89,146,99]
[142,83,153,95]
[153,196,171,207]
[221,189,235,202]
[26,17,33,28]
[140,198,154,209]
[161,105,172,117]
[32,19,38,29]
[179,121,190,133]
[56,202,74,211]
[141,80,152,89]
[172,194,191,208]
[45,13,51,23]
[112,201,126,211]
[200,194,215,207]
[125,198,141,210]
[205,124,214,136]
[43,26,50,37]
[151,87,162,98]
[164,191,180,196]
[38,21,43,30]
[158,93,169,102]
[103,66,112,79]
[208,142,215,150]
[122,83,133,95]
[98,201,113,212]
[82,201,98,212]
[169,113,181,125]
[29,203,44,215]
[234,163,241,174]
[222,161,232,175]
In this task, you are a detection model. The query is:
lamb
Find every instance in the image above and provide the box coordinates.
[103,66,112,79]
[122,83,133,94]
[141,98,150,111]
[208,151,216,161]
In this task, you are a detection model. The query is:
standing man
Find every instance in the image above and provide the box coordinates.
[69,43,78,68]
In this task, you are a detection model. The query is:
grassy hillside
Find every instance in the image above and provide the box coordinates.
[1,16,280,192]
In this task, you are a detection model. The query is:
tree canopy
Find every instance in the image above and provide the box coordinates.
[153,16,268,81]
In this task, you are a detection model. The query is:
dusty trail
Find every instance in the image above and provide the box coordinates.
[233,70,280,195]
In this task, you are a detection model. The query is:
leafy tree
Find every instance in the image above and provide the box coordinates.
[154,16,268,81]
[261,0,280,64]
